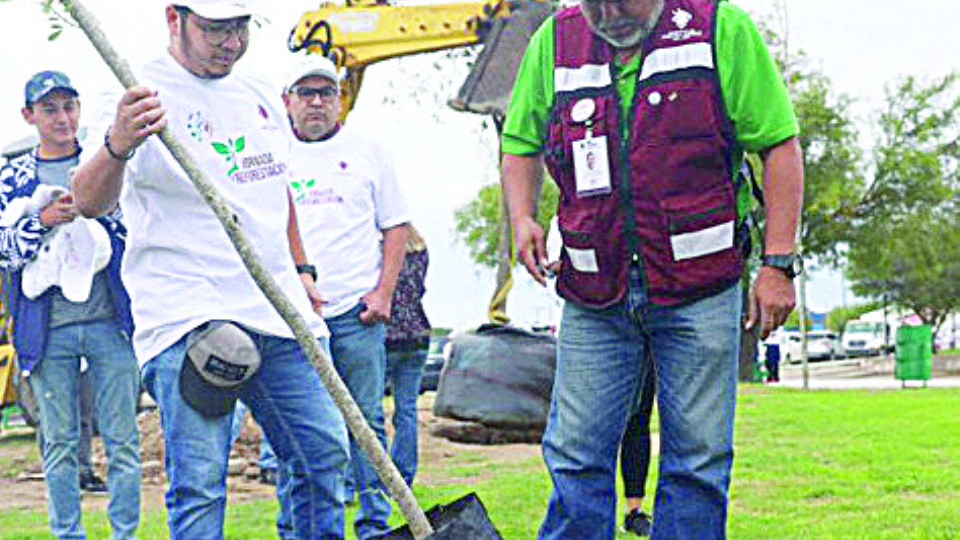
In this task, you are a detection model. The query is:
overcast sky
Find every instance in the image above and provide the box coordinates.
[2,0,956,328]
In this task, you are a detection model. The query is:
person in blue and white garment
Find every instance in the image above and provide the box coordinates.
[0,70,141,540]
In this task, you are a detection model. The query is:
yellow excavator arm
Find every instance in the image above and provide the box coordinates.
[288,0,513,118]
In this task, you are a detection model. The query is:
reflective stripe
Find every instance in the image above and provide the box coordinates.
[638,42,714,82]
[555,64,612,92]
[565,246,600,273]
[670,221,734,261]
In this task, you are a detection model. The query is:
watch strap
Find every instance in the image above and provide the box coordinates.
[761,254,801,279]
[295,264,318,281]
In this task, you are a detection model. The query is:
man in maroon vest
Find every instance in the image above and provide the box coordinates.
[500,0,803,537]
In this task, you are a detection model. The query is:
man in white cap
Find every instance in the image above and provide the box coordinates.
[71,2,350,538]
[0,69,142,540]
[281,53,410,540]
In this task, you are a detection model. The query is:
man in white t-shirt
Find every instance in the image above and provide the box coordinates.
[71,1,350,538]
[281,54,410,540]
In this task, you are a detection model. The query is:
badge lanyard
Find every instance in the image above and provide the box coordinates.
[570,98,612,197]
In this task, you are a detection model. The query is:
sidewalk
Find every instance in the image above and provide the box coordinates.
[778,374,960,390]
[776,354,960,390]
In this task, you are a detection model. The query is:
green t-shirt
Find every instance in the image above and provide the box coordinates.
[501,2,799,156]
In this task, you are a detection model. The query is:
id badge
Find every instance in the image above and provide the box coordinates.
[572,136,612,196]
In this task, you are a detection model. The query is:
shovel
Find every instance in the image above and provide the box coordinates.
[59,1,502,538]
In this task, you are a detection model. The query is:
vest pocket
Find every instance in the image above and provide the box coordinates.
[661,186,736,262]
[556,224,625,307]
[635,79,721,142]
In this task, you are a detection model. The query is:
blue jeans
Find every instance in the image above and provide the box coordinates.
[231,401,278,471]
[29,319,141,540]
[326,303,392,540]
[385,346,427,486]
[538,276,741,540]
[142,331,349,540]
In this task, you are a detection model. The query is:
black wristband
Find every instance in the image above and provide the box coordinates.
[104,128,135,162]
[295,264,317,281]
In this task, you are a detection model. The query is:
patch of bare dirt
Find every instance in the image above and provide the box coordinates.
[0,393,542,513]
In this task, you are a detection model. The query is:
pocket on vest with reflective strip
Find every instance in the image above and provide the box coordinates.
[662,186,736,261]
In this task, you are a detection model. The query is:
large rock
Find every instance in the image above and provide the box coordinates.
[433,324,555,430]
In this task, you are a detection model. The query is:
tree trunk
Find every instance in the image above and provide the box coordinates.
[739,283,760,382]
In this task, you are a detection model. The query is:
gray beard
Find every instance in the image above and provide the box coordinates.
[587,0,664,49]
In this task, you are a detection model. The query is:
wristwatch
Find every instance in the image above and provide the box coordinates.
[761,254,803,279]
[295,263,318,281]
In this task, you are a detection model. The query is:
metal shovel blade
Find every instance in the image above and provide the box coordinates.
[373,492,504,540]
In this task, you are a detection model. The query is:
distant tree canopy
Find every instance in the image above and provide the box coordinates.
[453,179,559,270]
[825,303,882,333]
[845,74,960,333]
[751,10,865,266]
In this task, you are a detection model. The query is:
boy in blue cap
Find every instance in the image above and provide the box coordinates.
[0,70,141,539]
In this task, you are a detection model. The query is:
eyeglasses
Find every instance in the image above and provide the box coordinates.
[187,12,250,45]
[292,86,339,100]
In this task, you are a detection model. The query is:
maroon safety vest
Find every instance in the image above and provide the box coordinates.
[545,0,742,308]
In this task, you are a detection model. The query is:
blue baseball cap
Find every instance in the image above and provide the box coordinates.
[24,71,79,107]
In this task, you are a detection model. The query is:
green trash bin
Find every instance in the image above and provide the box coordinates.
[895,325,932,387]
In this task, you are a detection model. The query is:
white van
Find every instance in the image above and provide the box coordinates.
[842,320,892,357]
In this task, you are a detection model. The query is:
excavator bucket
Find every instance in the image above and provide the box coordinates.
[448,0,555,117]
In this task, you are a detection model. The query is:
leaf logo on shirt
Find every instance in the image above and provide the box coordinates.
[211,137,246,177]
[290,178,316,201]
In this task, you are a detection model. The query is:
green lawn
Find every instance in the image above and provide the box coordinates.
[2,386,959,538]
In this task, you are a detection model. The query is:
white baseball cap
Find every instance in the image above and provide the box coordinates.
[173,0,259,20]
[283,54,341,93]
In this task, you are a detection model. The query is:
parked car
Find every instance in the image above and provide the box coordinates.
[807,330,843,361]
[775,330,803,364]
[418,336,449,393]
[383,336,449,395]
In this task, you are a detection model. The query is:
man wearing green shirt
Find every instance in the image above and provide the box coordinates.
[500,0,804,538]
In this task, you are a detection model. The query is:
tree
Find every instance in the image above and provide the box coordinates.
[848,208,960,334]
[788,71,866,264]
[753,9,866,266]
[453,179,559,270]
[740,11,864,381]
[846,74,960,334]
[857,74,960,219]
[826,302,881,333]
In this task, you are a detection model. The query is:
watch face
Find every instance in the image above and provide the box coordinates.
[763,254,802,278]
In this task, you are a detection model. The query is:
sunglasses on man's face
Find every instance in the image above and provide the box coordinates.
[292,86,339,100]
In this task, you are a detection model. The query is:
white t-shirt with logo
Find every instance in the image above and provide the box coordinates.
[291,124,410,318]
[86,54,328,365]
